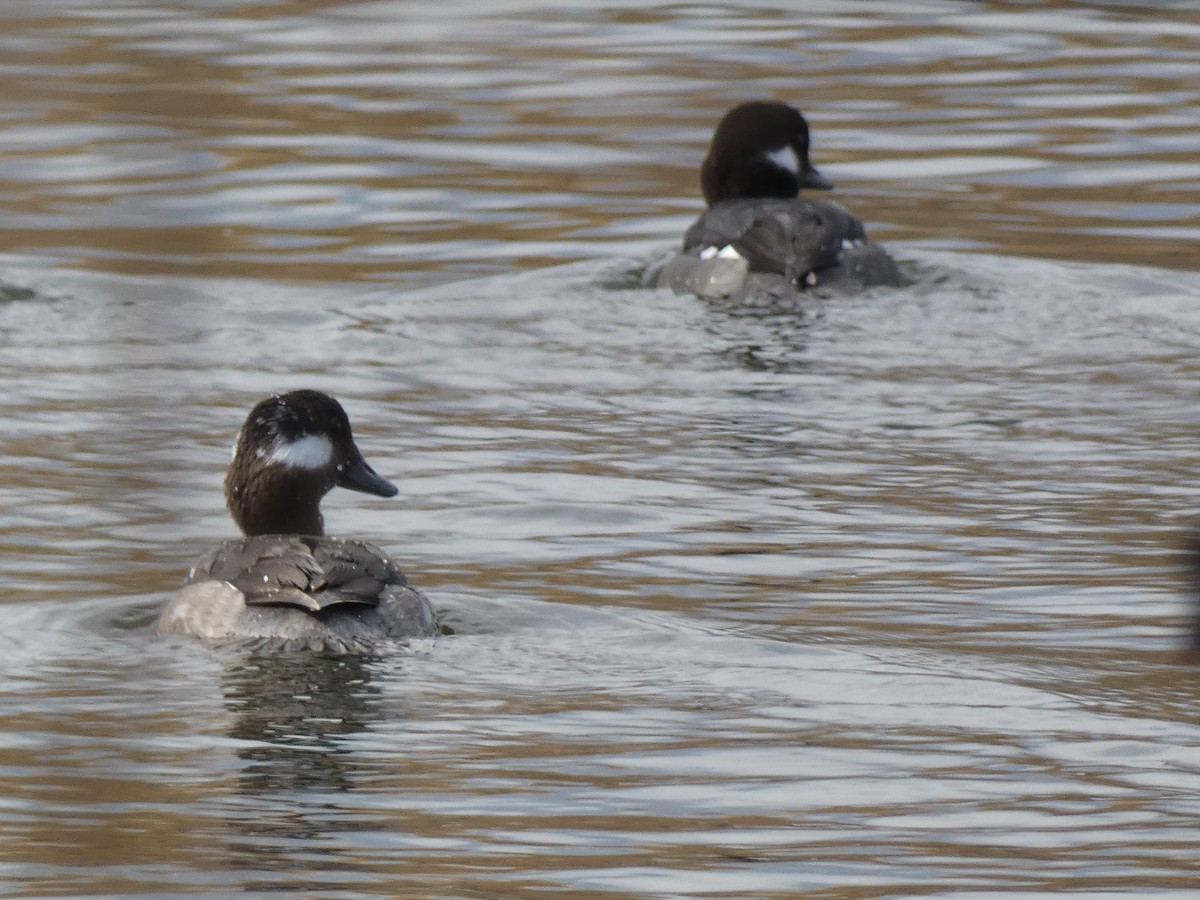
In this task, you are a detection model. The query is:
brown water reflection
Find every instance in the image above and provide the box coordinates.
[0,248,1197,894]
[0,2,1197,284]
[1,1,1200,897]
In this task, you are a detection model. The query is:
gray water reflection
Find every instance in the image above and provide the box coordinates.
[0,0,1199,896]
[0,249,1198,895]
[0,2,1198,283]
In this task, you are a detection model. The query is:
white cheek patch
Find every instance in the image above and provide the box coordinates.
[263,433,334,470]
[764,145,800,175]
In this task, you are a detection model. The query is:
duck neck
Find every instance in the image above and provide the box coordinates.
[226,468,328,537]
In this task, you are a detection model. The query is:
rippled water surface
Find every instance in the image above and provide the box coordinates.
[1,2,1200,897]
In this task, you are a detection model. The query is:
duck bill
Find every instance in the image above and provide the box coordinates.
[339,454,399,498]
[802,167,834,190]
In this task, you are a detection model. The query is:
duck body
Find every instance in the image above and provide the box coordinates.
[656,101,901,300]
[162,535,438,652]
[158,390,438,652]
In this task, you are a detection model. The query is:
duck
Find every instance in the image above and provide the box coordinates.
[655,101,902,301]
[158,389,439,652]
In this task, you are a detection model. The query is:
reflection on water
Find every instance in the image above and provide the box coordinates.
[223,654,382,795]
[221,653,384,887]
[0,1,1198,896]
[0,248,1198,894]
[0,1,1197,283]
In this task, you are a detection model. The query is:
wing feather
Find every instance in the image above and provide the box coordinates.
[683,198,868,282]
[189,536,406,613]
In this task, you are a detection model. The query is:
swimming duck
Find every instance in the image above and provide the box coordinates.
[656,101,902,300]
[158,389,438,652]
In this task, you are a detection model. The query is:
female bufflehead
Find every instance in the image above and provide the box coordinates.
[158,390,438,652]
[656,101,901,300]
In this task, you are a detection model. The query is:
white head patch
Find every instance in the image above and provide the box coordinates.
[764,145,800,175]
[261,433,334,470]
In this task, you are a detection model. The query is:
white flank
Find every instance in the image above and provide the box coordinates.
[764,145,800,175]
[264,433,334,470]
[700,244,744,261]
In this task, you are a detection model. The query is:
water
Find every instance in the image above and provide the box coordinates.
[0,2,1199,896]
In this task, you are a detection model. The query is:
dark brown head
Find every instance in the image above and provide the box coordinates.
[223,389,397,537]
[699,101,834,206]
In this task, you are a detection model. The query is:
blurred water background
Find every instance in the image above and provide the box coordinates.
[0,1,1199,896]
